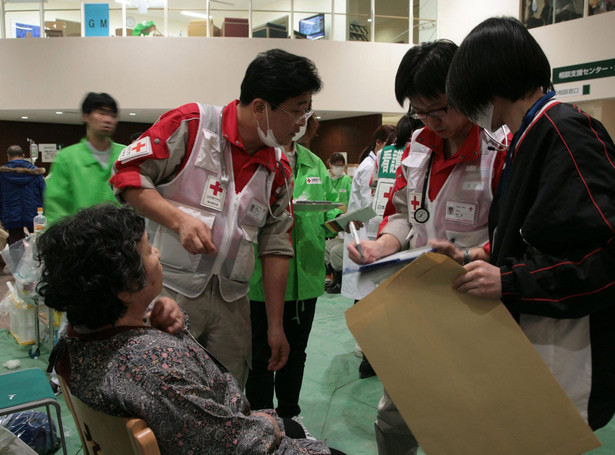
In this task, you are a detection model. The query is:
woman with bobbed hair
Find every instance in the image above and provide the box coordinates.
[40,204,341,455]
[445,17,615,431]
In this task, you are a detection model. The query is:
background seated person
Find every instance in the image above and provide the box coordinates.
[39,204,341,455]
[132,20,160,36]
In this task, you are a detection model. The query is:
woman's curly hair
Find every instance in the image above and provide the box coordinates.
[36,204,147,329]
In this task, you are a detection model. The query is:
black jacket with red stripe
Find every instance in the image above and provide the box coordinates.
[489,100,615,430]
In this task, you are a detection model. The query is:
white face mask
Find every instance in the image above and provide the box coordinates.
[331,166,345,178]
[474,103,495,133]
[257,104,282,148]
[292,124,307,142]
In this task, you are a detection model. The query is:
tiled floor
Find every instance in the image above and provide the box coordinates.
[1,287,614,454]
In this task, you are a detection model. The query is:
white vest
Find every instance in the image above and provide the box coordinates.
[403,128,506,249]
[149,103,283,300]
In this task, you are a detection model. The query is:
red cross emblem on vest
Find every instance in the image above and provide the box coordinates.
[410,195,421,210]
[209,180,223,196]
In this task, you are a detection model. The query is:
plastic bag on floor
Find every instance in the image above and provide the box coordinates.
[0,411,60,455]
[0,238,26,275]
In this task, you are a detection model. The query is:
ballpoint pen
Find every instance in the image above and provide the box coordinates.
[348,221,365,262]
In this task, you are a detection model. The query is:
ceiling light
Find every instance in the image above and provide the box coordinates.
[129,112,137,116]
[316,116,322,119]
[367,18,372,22]
[56,111,63,115]
[21,116,28,119]
[181,11,209,19]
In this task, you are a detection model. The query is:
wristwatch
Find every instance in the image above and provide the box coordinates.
[462,249,472,265]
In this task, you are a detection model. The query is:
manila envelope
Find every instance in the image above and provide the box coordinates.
[346,252,600,455]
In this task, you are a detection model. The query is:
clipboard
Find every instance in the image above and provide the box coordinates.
[293,201,343,212]
[358,245,435,272]
[323,206,377,234]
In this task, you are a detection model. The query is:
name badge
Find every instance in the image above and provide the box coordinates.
[306,177,321,184]
[246,200,267,223]
[445,201,477,223]
[201,176,226,211]
[462,181,484,191]
[118,136,153,163]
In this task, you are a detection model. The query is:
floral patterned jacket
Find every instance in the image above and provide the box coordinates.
[50,325,330,455]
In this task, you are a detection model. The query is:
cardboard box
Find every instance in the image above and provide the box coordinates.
[188,20,220,37]
[221,17,249,37]
[45,19,81,37]
[253,22,287,38]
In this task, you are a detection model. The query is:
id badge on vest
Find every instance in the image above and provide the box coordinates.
[445,201,477,224]
[246,199,267,224]
[201,175,226,211]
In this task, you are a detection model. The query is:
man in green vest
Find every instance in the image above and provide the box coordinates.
[247,118,342,418]
[324,152,352,293]
[44,92,124,225]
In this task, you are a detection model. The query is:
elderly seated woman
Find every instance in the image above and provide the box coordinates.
[40,204,343,455]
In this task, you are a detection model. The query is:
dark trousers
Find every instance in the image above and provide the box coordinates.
[246,298,317,418]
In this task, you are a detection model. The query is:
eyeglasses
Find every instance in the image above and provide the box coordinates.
[409,105,450,120]
[272,104,314,124]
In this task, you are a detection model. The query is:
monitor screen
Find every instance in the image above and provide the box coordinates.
[16,23,41,38]
[299,14,324,40]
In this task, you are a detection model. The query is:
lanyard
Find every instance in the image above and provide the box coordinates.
[499,91,555,202]
[219,105,230,189]
[414,152,435,223]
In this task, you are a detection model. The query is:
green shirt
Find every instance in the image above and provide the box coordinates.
[330,174,352,210]
[44,138,125,225]
[249,144,342,301]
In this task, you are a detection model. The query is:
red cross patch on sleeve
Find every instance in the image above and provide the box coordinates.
[118,137,154,164]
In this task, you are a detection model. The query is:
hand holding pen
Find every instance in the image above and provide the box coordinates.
[348,221,364,262]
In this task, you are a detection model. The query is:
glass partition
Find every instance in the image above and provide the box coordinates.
[168,0,208,37]
[5,0,41,39]
[413,0,436,43]
[43,0,80,37]
[346,0,370,41]
[522,0,598,29]
[375,0,409,44]
[1,0,426,42]
[208,1,249,37]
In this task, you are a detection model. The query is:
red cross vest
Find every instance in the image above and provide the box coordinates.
[149,103,284,300]
[403,128,506,250]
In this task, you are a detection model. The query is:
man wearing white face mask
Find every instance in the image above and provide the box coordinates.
[111,49,322,388]
[324,152,352,293]
[247,116,343,418]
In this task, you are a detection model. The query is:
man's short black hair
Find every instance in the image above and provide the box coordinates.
[36,204,146,330]
[446,17,553,122]
[81,92,118,115]
[395,40,458,107]
[6,145,24,158]
[239,49,322,108]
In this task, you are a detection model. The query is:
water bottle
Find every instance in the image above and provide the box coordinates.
[33,207,47,234]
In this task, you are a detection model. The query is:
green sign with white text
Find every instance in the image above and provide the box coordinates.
[553,59,615,84]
